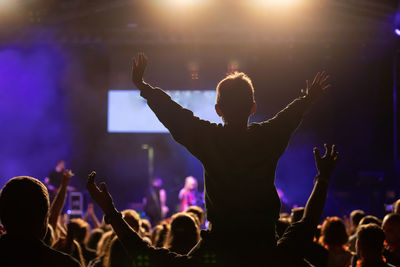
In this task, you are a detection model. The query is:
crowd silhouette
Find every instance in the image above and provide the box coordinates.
[0,53,399,267]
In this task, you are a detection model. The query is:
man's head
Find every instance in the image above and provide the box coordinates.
[184,176,197,191]
[394,199,400,215]
[122,209,141,232]
[215,72,256,124]
[320,216,348,247]
[0,176,50,239]
[382,213,400,248]
[356,223,385,260]
[56,160,65,171]
[152,177,162,188]
[350,209,365,229]
[68,218,90,244]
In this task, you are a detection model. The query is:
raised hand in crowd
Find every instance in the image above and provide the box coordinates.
[303,71,331,102]
[49,169,74,233]
[313,143,338,178]
[86,171,117,217]
[303,144,338,227]
[131,52,148,90]
[83,203,101,229]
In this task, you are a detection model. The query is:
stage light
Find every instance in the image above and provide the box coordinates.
[169,0,203,7]
[395,28,400,37]
[253,0,300,6]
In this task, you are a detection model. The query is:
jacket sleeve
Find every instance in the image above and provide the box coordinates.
[260,96,311,156]
[140,83,217,154]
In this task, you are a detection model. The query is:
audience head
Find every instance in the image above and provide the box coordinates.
[350,209,365,229]
[215,72,256,124]
[356,223,385,260]
[43,224,55,247]
[97,231,115,260]
[107,236,133,267]
[122,209,141,232]
[319,217,348,248]
[86,228,104,251]
[394,199,400,215]
[358,215,382,227]
[382,213,400,248]
[186,206,205,226]
[290,207,305,223]
[0,176,49,239]
[67,218,90,244]
[276,218,290,238]
[165,212,200,254]
[151,222,170,248]
[141,219,151,234]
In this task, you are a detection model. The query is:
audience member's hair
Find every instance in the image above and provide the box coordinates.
[358,215,382,227]
[151,222,170,248]
[382,213,400,246]
[394,199,400,215]
[186,206,205,226]
[68,218,90,243]
[141,218,151,234]
[319,217,348,248]
[86,228,104,251]
[276,218,291,238]
[0,176,49,238]
[357,223,385,256]
[291,207,305,223]
[43,223,55,247]
[350,209,365,228]
[96,231,116,260]
[164,213,200,254]
[216,72,255,121]
[106,236,133,267]
[122,209,141,232]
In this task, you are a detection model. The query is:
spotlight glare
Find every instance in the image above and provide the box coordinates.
[254,0,300,6]
[395,28,400,37]
[169,0,203,7]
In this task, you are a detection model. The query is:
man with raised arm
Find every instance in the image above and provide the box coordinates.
[86,144,338,266]
[131,52,330,244]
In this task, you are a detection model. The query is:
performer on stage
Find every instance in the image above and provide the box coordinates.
[178,176,202,212]
[143,177,169,226]
[48,160,65,187]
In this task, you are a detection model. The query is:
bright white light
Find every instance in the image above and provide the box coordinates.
[169,0,203,7]
[395,28,400,37]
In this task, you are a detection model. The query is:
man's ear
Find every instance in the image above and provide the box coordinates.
[250,102,257,116]
[215,104,223,117]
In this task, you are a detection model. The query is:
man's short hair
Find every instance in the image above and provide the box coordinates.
[357,223,385,254]
[122,209,141,232]
[216,72,255,119]
[0,176,49,235]
[68,218,90,243]
[358,215,382,227]
[394,199,400,215]
[186,206,205,226]
[320,217,348,246]
[350,209,365,227]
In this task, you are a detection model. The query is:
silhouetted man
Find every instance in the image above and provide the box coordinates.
[131,53,330,262]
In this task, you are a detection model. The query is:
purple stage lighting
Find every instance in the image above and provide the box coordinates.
[395,28,400,36]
